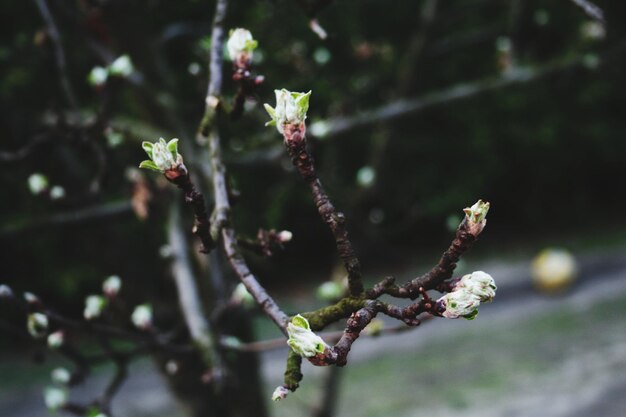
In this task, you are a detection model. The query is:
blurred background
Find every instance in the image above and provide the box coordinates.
[0,0,625,416]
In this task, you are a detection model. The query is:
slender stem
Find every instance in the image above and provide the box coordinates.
[34,0,78,109]
[200,0,290,333]
[168,203,219,368]
[569,0,605,24]
[283,129,364,296]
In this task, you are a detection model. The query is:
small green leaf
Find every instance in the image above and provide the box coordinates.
[463,310,479,320]
[139,160,161,172]
[245,39,258,52]
[295,91,311,119]
[264,103,276,119]
[141,141,154,158]
[291,314,310,330]
[167,138,179,160]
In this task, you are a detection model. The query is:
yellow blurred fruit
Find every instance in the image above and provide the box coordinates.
[531,248,578,293]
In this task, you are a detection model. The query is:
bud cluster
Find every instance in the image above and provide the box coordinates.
[139,138,185,179]
[286,314,328,358]
[436,271,496,320]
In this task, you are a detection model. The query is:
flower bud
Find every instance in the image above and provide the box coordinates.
[286,314,328,358]
[231,283,255,308]
[437,290,481,320]
[83,295,106,320]
[0,284,13,299]
[102,275,122,298]
[108,54,134,78]
[51,367,71,385]
[88,66,108,87]
[264,89,311,134]
[28,173,48,195]
[276,230,293,243]
[27,313,48,338]
[139,138,184,174]
[463,199,490,235]
[49,185,66,200]
[47,331,64,349]
[131,304,153,330]
[24,291,40,305]
[456,271,496,302]
[316,281,343,302]
[272,386,290,401]
[227,28,258,66]
[44,386,68,411]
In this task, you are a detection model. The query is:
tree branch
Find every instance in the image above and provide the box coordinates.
[310,57,593,139]
[200,0,290,333]
[168,203,220,368]
[34,0,78,109]
[569,0,605,24]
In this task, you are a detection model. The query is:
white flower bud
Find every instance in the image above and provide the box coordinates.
[231,283,255,307]
[316,281,343,302]
[272,386,290,401]
[27,313,48,338]
[51,367,71,385]
[286,314,328,358]
[0,284,13,298]
[264,89,311,134]
[109,54,134,77]
[463,199,490,224]
[580,21,606,41]
[277,230,293,243]
[83,295,106,320]
[102,275,122,297]
[139,138,183,173]
[131,304,153,330]
[437,290,481,320]
[47,331,64,349]
[28,173,48,194]
[88,66,108,87]
[24,292,40,304]
[456,271,496,302]
[44,386,68,411]
[227,28,258,63]
[49,185,66,200]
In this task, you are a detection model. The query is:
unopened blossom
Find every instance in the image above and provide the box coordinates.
[276,230,293,243]
[47,331,64,349]
[264,89,311,134]
[286,314,328,358]
[49,185,66,200]
[27,313,48,338]
[102,275,122,297]
[0,284,13,298]
[51,367,71,385]
[227,28,258,65]
[231,283,255,308]
[44,386,68,411]
[139,138,183,174]
[88,66,108,87]
[24,292,40,304]
[316,281,343,302]
[437,290,481,320]
[455,271,497,302]
[272,385,290,401]
[108,54,134,77]
[83,295,106,320]
[28,173,48,194]
[131,304,153,330]
[463,199,490,235]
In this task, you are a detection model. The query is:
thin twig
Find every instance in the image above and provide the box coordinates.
[200,0,290,333]
[569,0,606,24]
[34,0,78,109]
[168,203,219,368]
[310,57,593,139]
